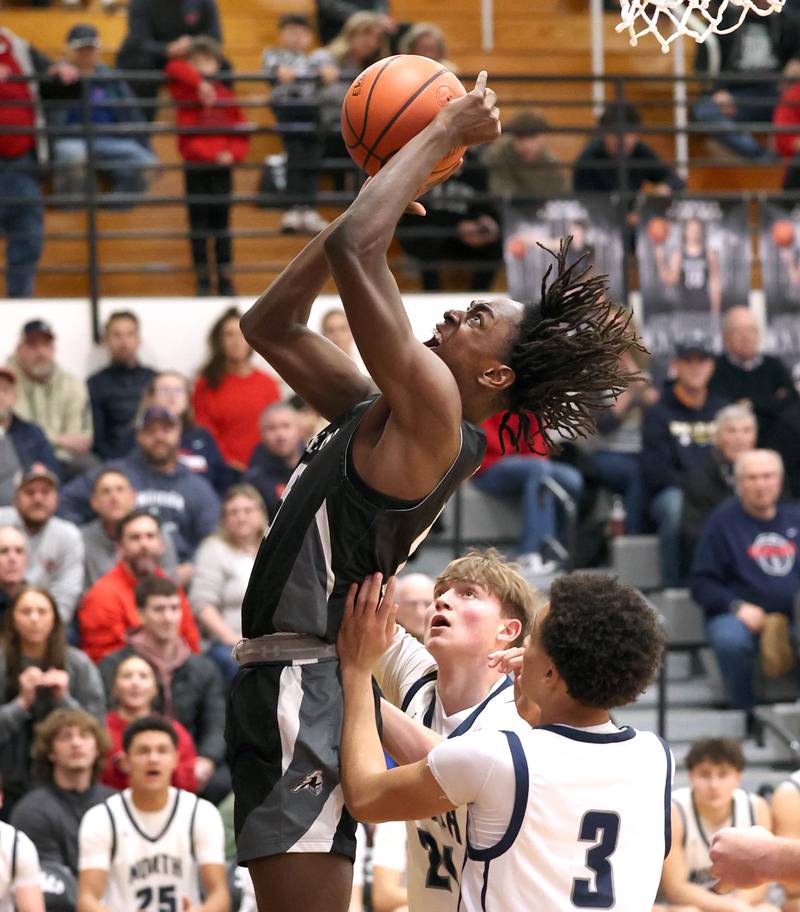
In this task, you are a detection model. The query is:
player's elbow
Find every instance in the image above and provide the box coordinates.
[342,781,382,824]
[325,216,384,262]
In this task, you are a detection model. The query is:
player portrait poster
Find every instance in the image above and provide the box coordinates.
[637,198,750,361]
[759,199,800,373]
[502,197,625,305]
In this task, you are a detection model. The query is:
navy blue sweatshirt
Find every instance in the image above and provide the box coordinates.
[641,385,729,496]
[690,498,800,619]
[87,362,156,460]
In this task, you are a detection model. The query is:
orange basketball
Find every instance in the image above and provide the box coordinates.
[647,216,670,245]
[772,219,795,248]
[341,54,466,180]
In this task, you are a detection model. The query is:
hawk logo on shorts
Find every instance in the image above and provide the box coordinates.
[291,770,323,796]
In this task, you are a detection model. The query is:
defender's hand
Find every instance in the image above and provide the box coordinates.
[438,71,500,149]
[338,574,397,673]
[710,826,776,892]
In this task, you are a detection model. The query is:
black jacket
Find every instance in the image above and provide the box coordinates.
[99,644,227,763]
[87,362,156,460]
[117,0,222,70]
[244,444,299,520]
[573,139,684,194]
[681,448,735,549]
[11,781,115,874]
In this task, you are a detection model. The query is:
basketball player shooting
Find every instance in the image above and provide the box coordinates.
[226,70,642,912]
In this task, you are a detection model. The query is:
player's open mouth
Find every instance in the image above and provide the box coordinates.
[424,329,443,349]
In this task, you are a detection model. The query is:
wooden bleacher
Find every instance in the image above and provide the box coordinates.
[0,0,778,298]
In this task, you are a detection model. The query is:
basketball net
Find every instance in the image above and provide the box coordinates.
[616,0,786,53]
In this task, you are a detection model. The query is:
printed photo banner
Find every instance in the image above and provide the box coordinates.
[759,199,800,373]
[502,197,626,305]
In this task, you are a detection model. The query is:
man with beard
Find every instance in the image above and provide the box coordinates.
[78,509,199,663]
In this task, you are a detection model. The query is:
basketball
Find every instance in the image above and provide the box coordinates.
[341,54,467,181]
[646,216,670,245]
[772,219,795,248]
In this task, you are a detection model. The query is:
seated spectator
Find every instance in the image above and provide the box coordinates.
[371,820,408,912]
[0,781,43,912]
[190,484,266,681]
[691,450,800,712]
[659,738,778,909]
[61,406,221,573]
[573,102,684,195]
[586,349,656,535]
[772,56,800,189]
[123,371,229,494]
[49,24,157,206]
[244,403,303,519]
[0,526,26,619]
[10,707,113,876]
[681,403,758,561]
[192,307,281,473]
[115,0,224,121]
[483,109,568,200]
[770,764,800,907]
[315,0,395,49]
[393,572,433,641]
[78,509,199,663]
[81,467,178,588]
[289,394,327,443]
[77,716,228,910]
[320,307,355,358]
[0,586,105,811]
[166,37,250,297]
[0,466,84,623]
[102,654,196,791]
[642,339,727,587]
[263,14,332,235]
[472,411,583,576]
[397,150,502,292]
[87,311,156,461]
[99,576,228,803]
[6,319,93,478]
[693,5,800,161]
[709,306,797,442]
[398,22,455,69]
[0,366,59,504]
[766,384,800,500]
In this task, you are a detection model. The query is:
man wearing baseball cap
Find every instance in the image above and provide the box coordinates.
[641,336,730,586]
[6,320,93,478]
[0,365,59,507]
[0,465,84,623]
[48,23,156,205]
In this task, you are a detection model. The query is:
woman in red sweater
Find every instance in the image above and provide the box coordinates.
[166,36,250,296]
[101,654,197,791]
[193,305,281,470]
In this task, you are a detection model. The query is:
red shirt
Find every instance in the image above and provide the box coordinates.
[78,562,201,663]
[193,368,281,468]
[475,411,547,475]
[102,711,197,792]
[0,33,35,159]
[774,82,800,160]
[165,59,250,163]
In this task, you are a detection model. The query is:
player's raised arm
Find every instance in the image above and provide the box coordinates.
[323,73,501,446]
[240,217,376,422]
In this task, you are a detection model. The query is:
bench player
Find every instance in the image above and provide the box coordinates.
[226,71,642,912]
[338,571,670,911]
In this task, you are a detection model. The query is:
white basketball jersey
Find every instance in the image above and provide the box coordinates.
[0,822,36,912]
[100,788,204,911]
[672,786,755,888]
[788,769,800,792]
[401,672,531,912]
[454,725,672,912]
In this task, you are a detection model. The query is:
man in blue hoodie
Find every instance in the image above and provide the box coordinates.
[642,339,728,586]
[691,449,800,712]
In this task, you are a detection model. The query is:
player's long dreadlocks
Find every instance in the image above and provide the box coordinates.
[499,238,645,453]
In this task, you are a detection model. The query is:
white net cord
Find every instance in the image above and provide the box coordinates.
[616,0,786,53]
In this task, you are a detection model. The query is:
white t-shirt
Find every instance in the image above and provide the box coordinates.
[374,626,530,912]
[0,822,41,912]
[79,788,224,911]
[371,821,407,874]
[428,723,673,912]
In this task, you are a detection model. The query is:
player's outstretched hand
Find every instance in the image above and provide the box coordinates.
[487,645,526,676]
[338,573,397,673]
[439,70,501,149]
[709,826,775,892]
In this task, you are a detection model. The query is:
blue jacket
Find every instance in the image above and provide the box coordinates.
[690,498,800,619]
[8,414,60,477]
[58,449,220,562]
[641,385,729,496]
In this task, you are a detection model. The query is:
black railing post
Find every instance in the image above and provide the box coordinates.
[613,76,631,304]
[81,75,101,341]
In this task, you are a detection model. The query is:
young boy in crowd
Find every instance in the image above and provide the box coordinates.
[166,37,250,297]
[262,14,334,235]
[658,737,779,911]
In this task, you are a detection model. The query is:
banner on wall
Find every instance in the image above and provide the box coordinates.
[502,197,625,305]
[636,197,751,362]
[759,199,800,373]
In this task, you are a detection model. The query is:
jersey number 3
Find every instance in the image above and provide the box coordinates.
[571,810,620,909]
